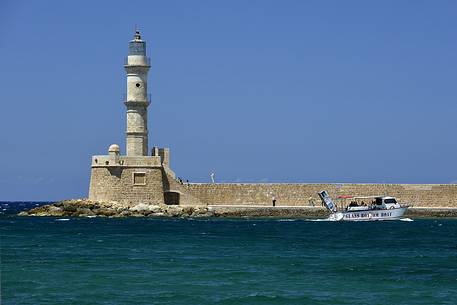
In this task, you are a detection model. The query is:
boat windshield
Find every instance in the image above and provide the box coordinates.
[384,198,397,204]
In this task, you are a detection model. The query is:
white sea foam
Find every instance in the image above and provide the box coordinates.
[309,213,344,222]
[306,218,339,222]
[399,218,414,222]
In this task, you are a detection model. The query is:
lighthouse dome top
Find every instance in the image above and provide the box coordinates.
[108,144,120,154]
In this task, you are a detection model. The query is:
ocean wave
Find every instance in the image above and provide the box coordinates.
[400,218,414,222]
[305,217,340,222]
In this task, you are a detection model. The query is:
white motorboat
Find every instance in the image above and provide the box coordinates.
[318,190,409,221]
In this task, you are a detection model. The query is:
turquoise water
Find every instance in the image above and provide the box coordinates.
[2,202,457,304]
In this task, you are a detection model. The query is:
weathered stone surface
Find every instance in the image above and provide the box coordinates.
[406,208,457,218]
[88,162,457,209]
[19,200,210,218]
[19,204,65,217]
[130,203,161,213]
[89,167,166,205]
[186,183,457,208]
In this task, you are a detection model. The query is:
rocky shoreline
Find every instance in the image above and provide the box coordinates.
[17,199,457,218]
[18,199,212,218]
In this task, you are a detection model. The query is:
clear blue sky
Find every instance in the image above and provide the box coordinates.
[1,1,456,201]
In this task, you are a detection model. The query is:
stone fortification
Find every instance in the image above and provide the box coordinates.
[88,149,179,205]
[89,164,457,208]
[185,183,457,208]
[89,166,165,204]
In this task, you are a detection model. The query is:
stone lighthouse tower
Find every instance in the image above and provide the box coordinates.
[89,30,182,205]
[125,30,150,156]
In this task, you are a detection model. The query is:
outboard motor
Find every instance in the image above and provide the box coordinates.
[318,190,337,213]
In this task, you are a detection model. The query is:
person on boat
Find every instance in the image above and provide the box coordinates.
[349,201,358,207]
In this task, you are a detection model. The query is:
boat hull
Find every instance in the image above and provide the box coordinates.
[336,207,408,221]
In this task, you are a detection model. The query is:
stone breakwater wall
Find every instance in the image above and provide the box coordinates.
[88,164,457,208]
[185,183,457,208]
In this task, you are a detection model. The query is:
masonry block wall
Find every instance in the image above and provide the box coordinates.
[185,183,457,208]
[88,161,457,208]
[162,172,206,206]
[89,167,165,204]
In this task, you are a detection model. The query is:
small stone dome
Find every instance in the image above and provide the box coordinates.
[108,144,120,154]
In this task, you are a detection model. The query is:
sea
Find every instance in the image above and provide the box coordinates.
[1,202,457,305]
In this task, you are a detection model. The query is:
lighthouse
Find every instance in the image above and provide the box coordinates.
[89,29,177,205]
[124,30,150,156]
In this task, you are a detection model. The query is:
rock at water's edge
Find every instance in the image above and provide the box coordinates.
[18,199,211,218]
